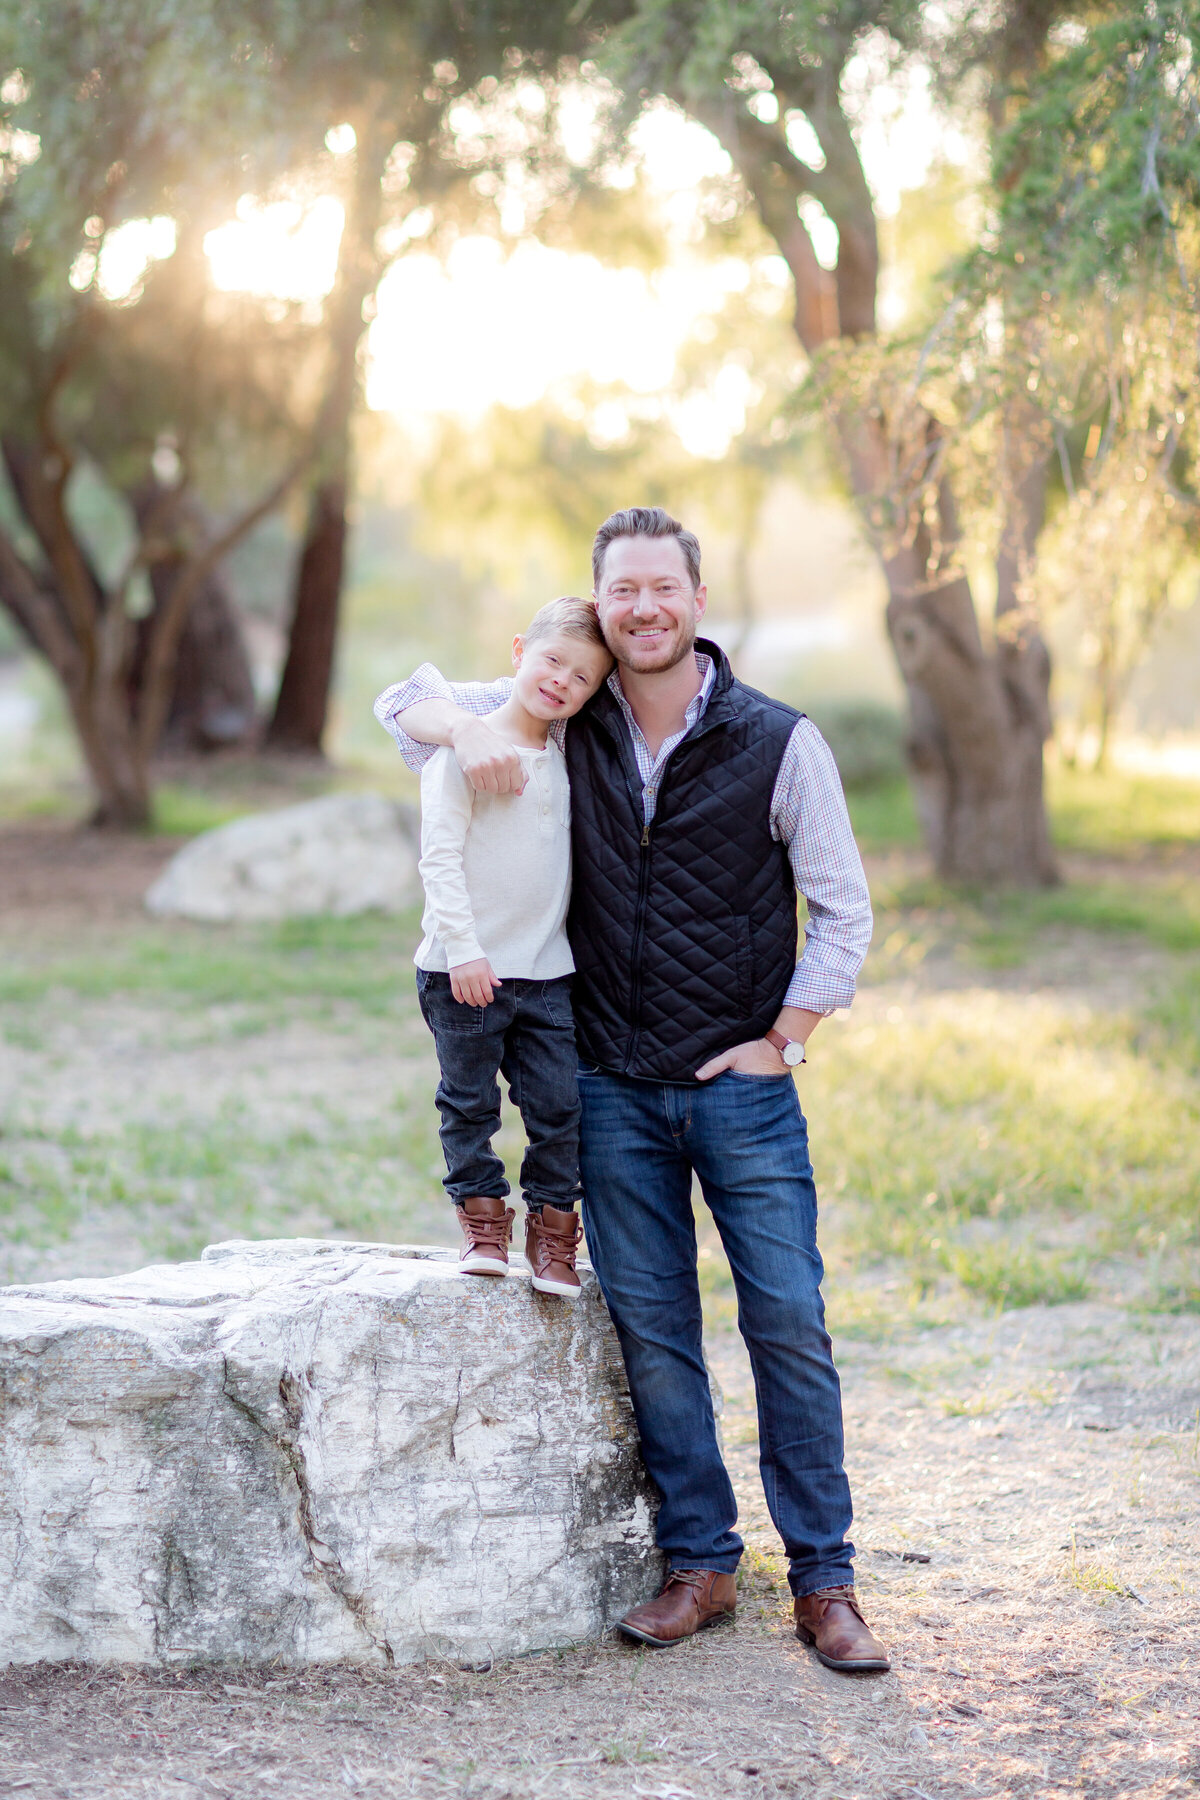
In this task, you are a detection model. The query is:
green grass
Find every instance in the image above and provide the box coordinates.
[0,912,424,1008]
[1143,966,1200,1072]
[867,872,1200,969]
[1047,762,1200,856]
[5,758,1200,1327]
[150,785,253,838]
[845,779,920,852]
[947,1245,1091,1310]
[0,1100,448,1274]
[808,979,1200,1324]
[845,761,1200,863]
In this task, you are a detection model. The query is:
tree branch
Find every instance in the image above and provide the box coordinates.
[134,452,314,760]
[687,94,836,351]
[0,519,80,685]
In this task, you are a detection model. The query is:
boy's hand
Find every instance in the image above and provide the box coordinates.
[449,958,502,1006]
[450,717,527,794]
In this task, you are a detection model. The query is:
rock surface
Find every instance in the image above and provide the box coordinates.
[145,793,419,922]
[0,1240,662,1667]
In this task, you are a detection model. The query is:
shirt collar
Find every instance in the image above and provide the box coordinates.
[606,651,715,730]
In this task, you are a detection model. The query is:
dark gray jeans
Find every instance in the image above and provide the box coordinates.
[416,970,582,1212]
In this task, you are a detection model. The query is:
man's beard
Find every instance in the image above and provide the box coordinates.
[602,611,698,673]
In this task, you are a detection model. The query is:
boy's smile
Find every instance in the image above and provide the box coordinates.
[513,631,612,723]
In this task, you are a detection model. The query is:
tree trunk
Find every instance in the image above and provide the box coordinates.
[264,476,347,752]
[850,412,1057,885]
[72,688,152,828]
[129,486,257,753]
[714,97,1058,885]
[161,574,258,750]
[265,107,395,755]
[0,431,310,826]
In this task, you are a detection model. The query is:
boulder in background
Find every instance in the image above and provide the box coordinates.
[145,792,418,922]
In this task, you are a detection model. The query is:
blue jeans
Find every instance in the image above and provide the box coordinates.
[416,970,582,1210]
[578,1067,854,1598]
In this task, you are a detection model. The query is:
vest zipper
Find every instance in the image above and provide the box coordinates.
[625,815,654,1071]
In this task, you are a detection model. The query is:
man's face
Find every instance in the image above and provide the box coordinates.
[594,535,707,674]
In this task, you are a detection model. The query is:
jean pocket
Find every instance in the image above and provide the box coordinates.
[432,991,487,1034]
[723,1068,792,1082]
[576,1061,601,1076]
[541,980,576,1031]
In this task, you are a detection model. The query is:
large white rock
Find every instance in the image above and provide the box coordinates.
[0,1240,662,1667]
[145,793,419,922]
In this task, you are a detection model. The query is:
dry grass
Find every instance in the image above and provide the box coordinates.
[2,827,1200,1797]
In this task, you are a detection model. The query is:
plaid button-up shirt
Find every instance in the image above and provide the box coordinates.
[376,655,872,1014]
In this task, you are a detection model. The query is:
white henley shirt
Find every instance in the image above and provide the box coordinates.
[414,741,575,979]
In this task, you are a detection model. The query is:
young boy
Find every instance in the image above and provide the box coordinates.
[409,597,613,1299]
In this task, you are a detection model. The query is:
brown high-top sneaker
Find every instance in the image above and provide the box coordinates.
[456,1196,514,1276]
[794,1586,890,1672]
[618,1570,737,1648]
[524,1205,582,1300]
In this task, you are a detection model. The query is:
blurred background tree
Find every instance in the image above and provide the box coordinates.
[1,0,1197,870]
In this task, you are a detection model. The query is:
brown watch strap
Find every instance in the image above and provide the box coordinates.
[766,1029,790,1055]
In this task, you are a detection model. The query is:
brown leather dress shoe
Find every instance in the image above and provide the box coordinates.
[618,1569,737,1648]
[525,1204,582,1299]
[456,1196,514,1276]
[794,1586,890,1672]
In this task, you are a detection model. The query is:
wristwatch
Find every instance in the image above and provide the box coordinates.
[766,1029,806,1067]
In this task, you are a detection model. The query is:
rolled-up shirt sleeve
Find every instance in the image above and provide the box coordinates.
[374,664,514,772]
[770,718,873,1013]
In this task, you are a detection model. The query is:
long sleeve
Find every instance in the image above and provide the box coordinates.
[417,752,484,967]
[375,665,516,771]
[769,718,873,1013]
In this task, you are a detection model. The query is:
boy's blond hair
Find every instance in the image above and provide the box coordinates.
[522,595,610,656]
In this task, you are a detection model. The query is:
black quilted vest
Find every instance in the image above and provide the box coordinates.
[565,640,800,1084]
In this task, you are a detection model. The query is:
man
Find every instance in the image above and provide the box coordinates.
[375,506,886,1673]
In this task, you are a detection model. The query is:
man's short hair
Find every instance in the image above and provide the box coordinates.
[592,506,702,593]
[522,595,609,653]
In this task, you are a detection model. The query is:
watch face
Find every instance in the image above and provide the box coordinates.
[783,1041,804,1066]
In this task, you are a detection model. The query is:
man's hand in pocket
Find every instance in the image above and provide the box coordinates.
[449,959,502,1006]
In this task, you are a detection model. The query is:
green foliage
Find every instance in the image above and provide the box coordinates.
[988,2,1200,295]
[807,700,906,789]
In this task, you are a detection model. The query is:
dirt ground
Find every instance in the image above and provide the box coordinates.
[2,827,1199,1799]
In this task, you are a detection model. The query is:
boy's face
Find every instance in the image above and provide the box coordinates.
[512,628,613,721]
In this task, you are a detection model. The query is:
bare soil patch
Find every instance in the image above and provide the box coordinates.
[0,823,180,929]
[2,1312,1197,1799]
[2,825,1198,1796]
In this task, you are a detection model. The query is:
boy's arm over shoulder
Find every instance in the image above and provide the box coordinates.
[374,663,514,772]
[418,749,484,967]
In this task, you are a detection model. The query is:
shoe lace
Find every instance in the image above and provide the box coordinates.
[664,1570,710,1594]
[803,1585,866,1625]
[464,1211,511,1250]
[529,1213,580,1272]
